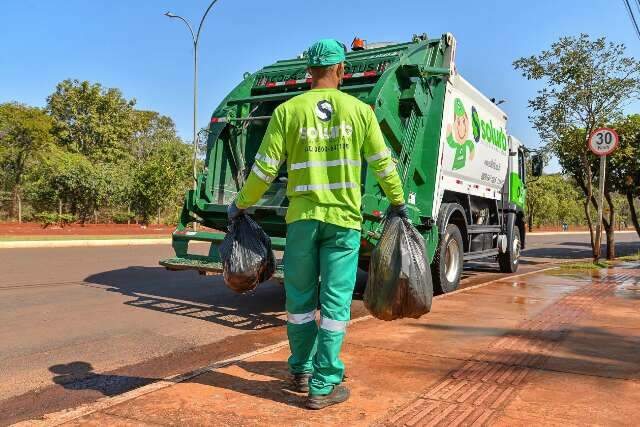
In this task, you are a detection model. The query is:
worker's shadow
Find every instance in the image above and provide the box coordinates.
[84,266,287,331]
[190,360,307,408]
[49,362,156,397]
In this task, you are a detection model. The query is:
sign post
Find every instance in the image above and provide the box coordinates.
[588,128,619,260]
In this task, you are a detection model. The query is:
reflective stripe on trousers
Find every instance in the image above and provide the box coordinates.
[288,310,316,324]
[294,182,358,192]
[320,316,348,332]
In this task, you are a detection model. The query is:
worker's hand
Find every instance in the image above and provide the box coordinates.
[390,203,408,218]
[227,201,244,220]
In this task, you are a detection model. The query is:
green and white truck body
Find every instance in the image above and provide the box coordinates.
[160,32,528,293]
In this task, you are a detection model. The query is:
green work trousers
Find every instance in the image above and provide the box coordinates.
[284,219,360,395]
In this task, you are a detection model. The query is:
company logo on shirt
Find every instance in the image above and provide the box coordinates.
[315,100,333,122]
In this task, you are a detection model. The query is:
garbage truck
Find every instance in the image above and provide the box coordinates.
[160,32,531,294]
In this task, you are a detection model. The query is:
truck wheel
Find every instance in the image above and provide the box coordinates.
[432,224,463,294]
[498,225,521,273]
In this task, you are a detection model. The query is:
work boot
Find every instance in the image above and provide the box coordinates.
[290,373,312,393]
[306,385,350,410]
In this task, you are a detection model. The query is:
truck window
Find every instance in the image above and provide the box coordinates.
[518,149,526,185]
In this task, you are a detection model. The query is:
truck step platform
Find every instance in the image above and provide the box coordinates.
[160,254,285,280]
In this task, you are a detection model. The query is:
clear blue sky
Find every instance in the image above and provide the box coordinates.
[1,0,639,172]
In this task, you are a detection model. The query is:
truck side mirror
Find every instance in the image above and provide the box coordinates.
[531,154,544,177]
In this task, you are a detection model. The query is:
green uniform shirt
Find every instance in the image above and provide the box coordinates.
[447,134,475,170]
[236,88,404,230]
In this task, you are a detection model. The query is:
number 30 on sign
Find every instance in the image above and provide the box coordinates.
[588,128,619,156]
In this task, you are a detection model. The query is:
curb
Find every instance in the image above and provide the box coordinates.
[14,265,558,427]
[0,238,172,249]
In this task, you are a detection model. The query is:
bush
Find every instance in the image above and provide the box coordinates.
[34,212,76,228]
[112,212,136,224]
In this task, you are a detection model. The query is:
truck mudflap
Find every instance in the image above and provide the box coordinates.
[159,230,286,280]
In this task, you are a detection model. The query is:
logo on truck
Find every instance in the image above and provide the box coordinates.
[446,98,476,170]
[446,98,508,171]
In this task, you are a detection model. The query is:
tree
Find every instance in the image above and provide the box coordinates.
[47,79,137,162]
[0,103,53,222]
[514,34,640,260]
[526,174,583,230]
[609,114,640,237]
[131,139,191,224]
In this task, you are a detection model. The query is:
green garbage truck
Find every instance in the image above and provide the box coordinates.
[160,32,530,293]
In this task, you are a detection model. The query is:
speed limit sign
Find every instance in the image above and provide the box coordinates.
[588,128,619,156]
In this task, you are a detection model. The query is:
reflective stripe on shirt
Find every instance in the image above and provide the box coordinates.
[366,148,391,163]
[320,316,348,332]
[255,153,280,166]
[290,158,361,170]
[288,310,316,324]
[252,164,275,183]
[293,182,358,192]
[376,163,397,178]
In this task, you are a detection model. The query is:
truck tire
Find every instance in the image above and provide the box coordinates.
[498,224,521,273]
[432,224,464,294]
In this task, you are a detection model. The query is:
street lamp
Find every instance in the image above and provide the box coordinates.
[164,1,220,210]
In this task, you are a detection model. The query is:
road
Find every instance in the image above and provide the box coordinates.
[1,232,638,424]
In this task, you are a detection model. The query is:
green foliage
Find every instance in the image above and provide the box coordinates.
[132,138,192,224]
[514,34,640,259]
[47,79,137,162]
[111,211,135,224]
[34,212,76,228]
[526,174,583,229]
[0,103,54,220]
[1,78,197,226]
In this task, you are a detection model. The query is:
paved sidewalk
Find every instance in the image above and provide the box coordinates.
[23,263,640,426]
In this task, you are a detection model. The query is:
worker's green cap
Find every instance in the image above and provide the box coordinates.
[307,39,347,67]
[454,98,466,117]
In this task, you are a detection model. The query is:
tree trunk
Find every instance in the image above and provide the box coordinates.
[157,206,161,225]
[604,191,615,260]
[58,199,63,217]
[127,205,131,226]
[575,156,598,260]
[17,192,22,224]
[528,209,534,232]
[627,190,640,238]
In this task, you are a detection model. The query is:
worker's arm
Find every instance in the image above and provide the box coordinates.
[362,108,405,206]
[235,108,286,209]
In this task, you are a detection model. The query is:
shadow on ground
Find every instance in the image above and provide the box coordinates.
[49,362,157,397]
[85,266,287,331]
[416,322,640,379]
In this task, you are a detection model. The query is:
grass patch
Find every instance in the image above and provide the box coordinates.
[560,261,610,270]
[558,252,640,270]
[617,252,640,262]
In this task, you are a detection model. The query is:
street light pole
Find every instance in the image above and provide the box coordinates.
[165,1,220,230]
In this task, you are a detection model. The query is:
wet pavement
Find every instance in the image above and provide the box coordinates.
[19,262,639,426]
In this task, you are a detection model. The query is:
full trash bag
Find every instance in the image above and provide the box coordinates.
[364,211,433,320]
[218,213,275,293]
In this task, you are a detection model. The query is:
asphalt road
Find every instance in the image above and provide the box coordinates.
[1,232,638,424]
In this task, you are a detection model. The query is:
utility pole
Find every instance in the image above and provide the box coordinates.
[165,1,220,229]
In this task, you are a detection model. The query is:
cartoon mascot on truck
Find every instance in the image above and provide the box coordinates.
[446,98,475,170]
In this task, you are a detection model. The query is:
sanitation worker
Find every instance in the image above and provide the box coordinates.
[228,39,406,409]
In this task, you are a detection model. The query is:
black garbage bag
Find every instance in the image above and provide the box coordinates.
[364,211,433,320]
[218,213,275,293]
